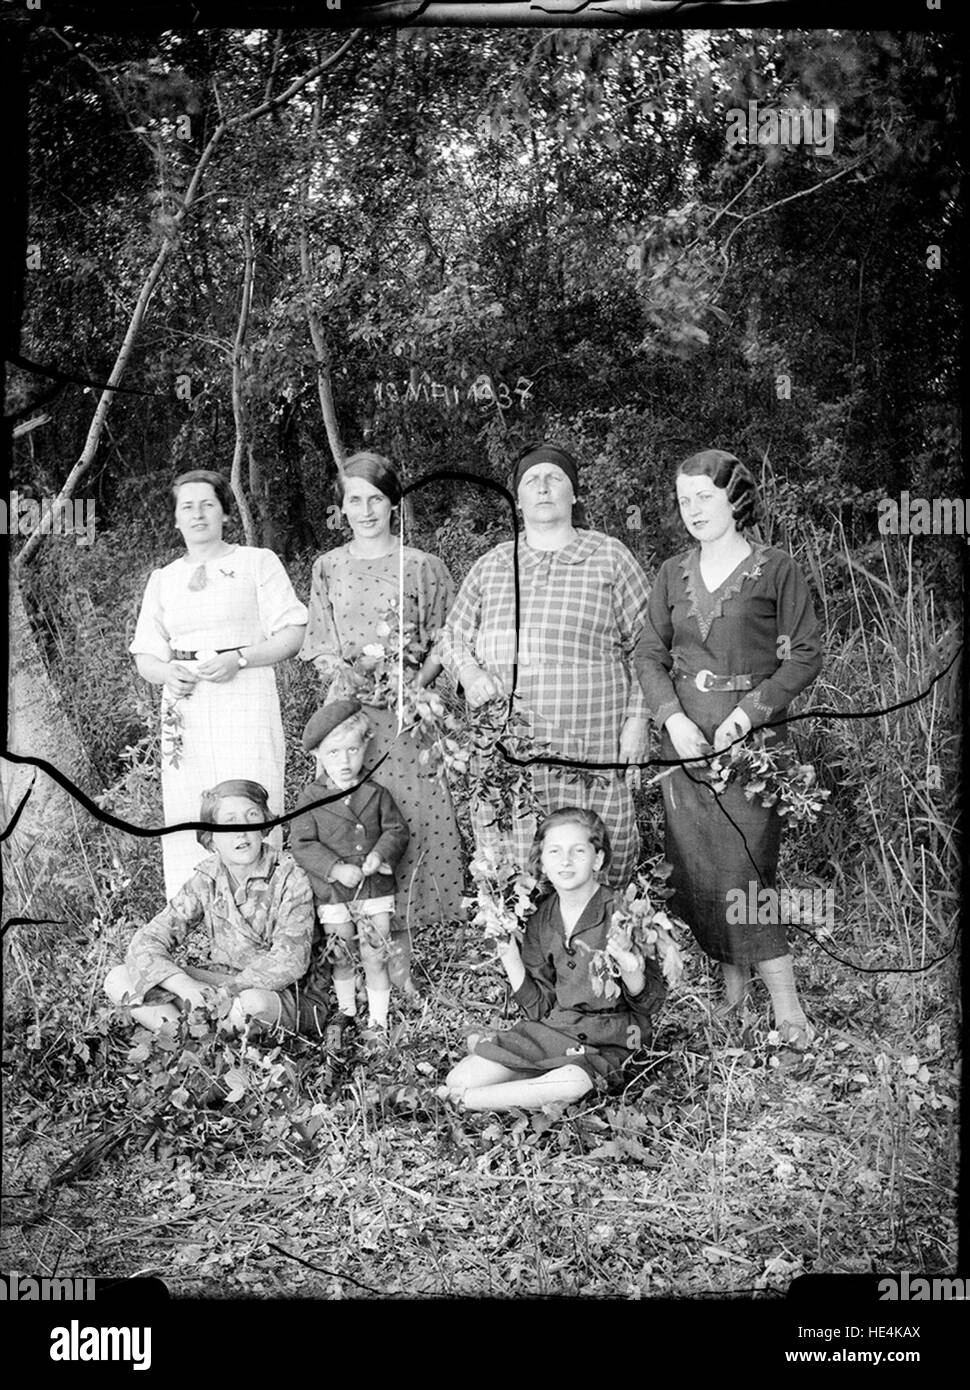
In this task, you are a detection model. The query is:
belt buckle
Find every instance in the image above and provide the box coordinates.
[694,668,715,692]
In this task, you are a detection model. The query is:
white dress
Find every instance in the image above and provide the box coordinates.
[130,545,308,899]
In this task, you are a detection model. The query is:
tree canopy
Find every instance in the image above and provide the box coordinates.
[10,23,962,565]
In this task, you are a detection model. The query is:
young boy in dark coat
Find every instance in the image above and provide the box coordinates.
[291,699,409,1030]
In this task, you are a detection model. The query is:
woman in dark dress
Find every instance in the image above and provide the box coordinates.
[635,450,823,1047]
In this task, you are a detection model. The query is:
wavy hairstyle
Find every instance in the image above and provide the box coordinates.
[171,469,234,516]
[674,449,761,531]
[196,778,271,850]
[335,451,403,508]
[527,806,612,881]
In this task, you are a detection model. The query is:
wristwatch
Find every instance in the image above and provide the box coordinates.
[235,650,248,669]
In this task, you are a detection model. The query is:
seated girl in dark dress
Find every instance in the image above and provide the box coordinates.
[438,809,665,1111]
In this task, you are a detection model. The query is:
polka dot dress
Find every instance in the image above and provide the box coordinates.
[301,543,466,929]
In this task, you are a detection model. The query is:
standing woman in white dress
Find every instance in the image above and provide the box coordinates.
[130,470,308,899]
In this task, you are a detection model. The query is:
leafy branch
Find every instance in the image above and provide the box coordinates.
[467,845,539,943]
[583,855,687,1000]
[706,737,831,825]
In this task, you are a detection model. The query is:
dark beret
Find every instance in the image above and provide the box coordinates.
[302,699,363,753]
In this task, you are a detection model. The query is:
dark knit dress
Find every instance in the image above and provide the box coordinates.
[634,543,823,965]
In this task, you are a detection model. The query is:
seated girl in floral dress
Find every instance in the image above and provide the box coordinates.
[104,779,330,1036]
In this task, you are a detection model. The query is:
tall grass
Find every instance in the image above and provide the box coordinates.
[788,524,960,1026]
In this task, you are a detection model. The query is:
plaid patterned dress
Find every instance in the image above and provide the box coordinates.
[438,531,651,887]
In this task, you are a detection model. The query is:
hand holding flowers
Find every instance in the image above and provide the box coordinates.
[604,918,644,976]
[468,845,539,948]
[706,736,830,825]
[585,856,688,1001]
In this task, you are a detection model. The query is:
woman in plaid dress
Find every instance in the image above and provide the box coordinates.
[438,443,651,889]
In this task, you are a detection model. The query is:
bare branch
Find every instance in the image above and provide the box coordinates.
[227,29,364,132]
[230,210,257,545]
[718,155,869,264]
[298,73,345,473]
[12,414,50,439]
[263,30,284,106]
[706,156,870,305]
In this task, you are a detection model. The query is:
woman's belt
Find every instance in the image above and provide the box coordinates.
[171,647,241,660]
[674,668,772,692]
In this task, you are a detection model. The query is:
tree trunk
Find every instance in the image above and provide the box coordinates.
[2,580,92,860]
[230,210,257,545]
[299,75,345,476]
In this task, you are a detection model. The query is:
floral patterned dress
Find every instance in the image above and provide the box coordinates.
[300,543,465,928]
[438,531,651,888]
[634,542,823,964]
[130,545,308,900]
[124,846,330,1034]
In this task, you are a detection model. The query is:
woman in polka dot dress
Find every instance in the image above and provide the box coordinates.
[300,452,465,995]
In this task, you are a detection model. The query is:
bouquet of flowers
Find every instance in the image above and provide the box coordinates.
[160,693,186,768]
[705,736,830,825]
[453,696,611,837]
[584,856,688,999]
[468,844,540,943]
[338,600,427,708]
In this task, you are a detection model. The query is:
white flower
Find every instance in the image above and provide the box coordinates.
[361,643,386,660]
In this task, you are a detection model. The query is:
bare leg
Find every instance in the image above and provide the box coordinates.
[462,1064,594,1113]
[756,954,813,1046]
[387,928,419,997]
[359,912,392,1026]
[721,962,752,1010]
[104,964,181,1031]
[436,1053,519,1100]
[326,920,358,1016]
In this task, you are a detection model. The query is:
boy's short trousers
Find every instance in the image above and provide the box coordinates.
[317,894,394,926]
[275,980,330,1036]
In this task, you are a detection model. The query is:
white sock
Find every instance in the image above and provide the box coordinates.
[366,987,390,1029]
[334,977,357,1017]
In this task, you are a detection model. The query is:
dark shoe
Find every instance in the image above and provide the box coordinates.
[324,1013,357,1053]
